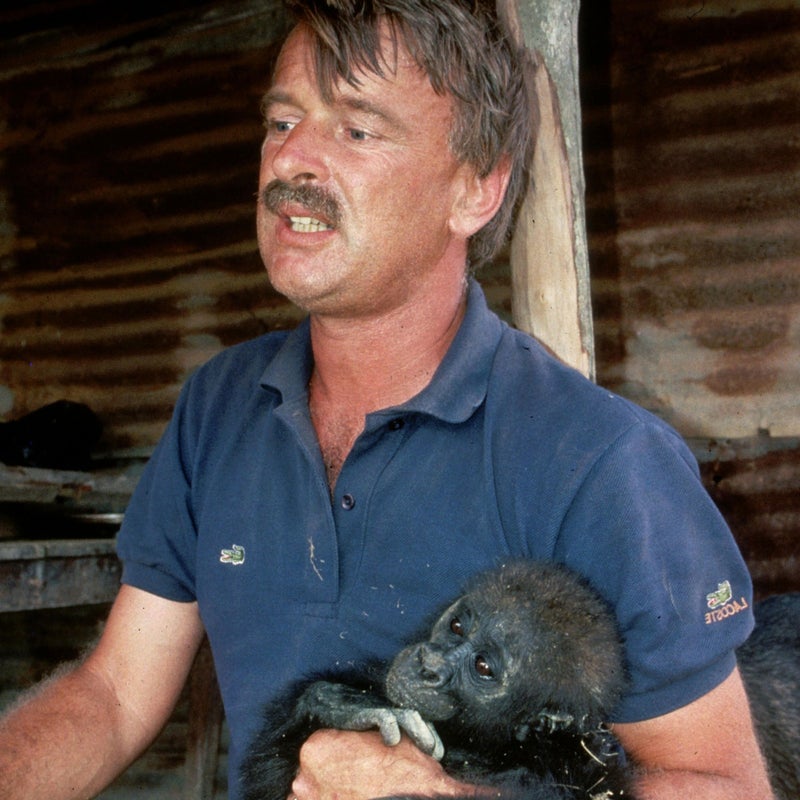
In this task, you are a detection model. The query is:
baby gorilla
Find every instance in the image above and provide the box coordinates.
[240,561,636,800]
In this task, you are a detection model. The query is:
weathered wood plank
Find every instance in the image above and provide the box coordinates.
[0,463,139,512]
[0,538,120,611]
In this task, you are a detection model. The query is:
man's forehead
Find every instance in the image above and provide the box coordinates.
[274,21,428,96]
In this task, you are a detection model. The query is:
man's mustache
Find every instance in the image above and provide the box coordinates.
[260,180,342,228]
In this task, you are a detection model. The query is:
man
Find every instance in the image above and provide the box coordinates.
[0,2,773,799]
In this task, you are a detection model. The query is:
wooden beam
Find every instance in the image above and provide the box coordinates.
[0,538,120,612]
[498,0,595,379]
[0,463,139,513]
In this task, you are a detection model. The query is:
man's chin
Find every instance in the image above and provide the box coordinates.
[264,266,342,315]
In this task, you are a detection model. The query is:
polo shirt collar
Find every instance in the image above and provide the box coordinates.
[260,278,504,424]
[392,278,503,423]
[259,316,313,403]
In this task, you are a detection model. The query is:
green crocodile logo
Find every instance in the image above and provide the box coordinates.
[706,580,732,609]
[220,544,245,565]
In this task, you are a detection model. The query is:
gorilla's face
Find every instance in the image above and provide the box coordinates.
[384,562,627,740]
[385,589,535,728]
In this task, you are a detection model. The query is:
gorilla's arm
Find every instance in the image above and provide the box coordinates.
[239,678,443,800]
[296,682,443,756]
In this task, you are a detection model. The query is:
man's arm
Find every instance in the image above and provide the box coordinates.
[613,666,774,800]
[0,584,205,800]
[290,667,773,800]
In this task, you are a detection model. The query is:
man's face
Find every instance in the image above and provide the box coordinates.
[257,24,473,319]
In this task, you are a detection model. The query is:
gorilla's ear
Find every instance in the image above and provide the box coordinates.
[532,709,582,734]
[513,709,575,741]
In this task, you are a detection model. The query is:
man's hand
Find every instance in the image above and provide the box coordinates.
[290,729,481,800]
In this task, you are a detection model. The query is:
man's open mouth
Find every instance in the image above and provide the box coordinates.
[262,180,342,232]
[288,216,334,233]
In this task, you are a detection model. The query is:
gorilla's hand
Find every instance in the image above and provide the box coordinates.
[296,681,444,759]
[350,706,444,760]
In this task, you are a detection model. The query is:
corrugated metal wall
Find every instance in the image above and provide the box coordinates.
[583,0,800,439]
[0,0,297,456]
[1,0,798,591]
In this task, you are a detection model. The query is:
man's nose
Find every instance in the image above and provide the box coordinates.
[267,119,331,185]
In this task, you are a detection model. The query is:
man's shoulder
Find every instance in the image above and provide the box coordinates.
[189,330,292,388]
[171,329,296,424]
[481,328,705,539]
[487,326,681,453]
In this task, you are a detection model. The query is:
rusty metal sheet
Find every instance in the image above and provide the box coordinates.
[582,0,800,438]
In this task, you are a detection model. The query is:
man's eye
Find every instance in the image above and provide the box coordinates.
[347,128,369,142]
[268,119,295,135]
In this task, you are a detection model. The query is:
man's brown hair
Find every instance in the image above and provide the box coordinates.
[284,0,533,269]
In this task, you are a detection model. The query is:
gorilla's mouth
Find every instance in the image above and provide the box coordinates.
[384,671,458,721]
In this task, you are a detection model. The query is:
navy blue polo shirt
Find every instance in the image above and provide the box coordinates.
[117,279,753,798]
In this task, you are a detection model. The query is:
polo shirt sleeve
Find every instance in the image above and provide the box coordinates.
[116,375,200,603]
[553,418,754,724]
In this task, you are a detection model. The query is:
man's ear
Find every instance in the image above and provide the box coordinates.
[449,155,512,239]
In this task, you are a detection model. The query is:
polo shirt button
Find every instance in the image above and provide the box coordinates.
[388,418,405,431]
[341,493,356,510]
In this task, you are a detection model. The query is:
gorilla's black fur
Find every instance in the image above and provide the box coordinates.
[240,561,637,800]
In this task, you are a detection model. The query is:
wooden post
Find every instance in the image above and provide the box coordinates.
[184,637,225,800]
[498,0,595,379]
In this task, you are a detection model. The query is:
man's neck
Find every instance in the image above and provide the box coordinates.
[307,274,469,490]
[308,276,468,414]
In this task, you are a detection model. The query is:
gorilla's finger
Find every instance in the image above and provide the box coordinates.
[394,709,444,760]
[360,709,402,746]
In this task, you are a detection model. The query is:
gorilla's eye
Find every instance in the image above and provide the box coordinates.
[450,617,465,636]
[475,655,495,680]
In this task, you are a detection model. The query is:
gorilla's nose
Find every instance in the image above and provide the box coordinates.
[417,642,471,686]
[416,643,449,685]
